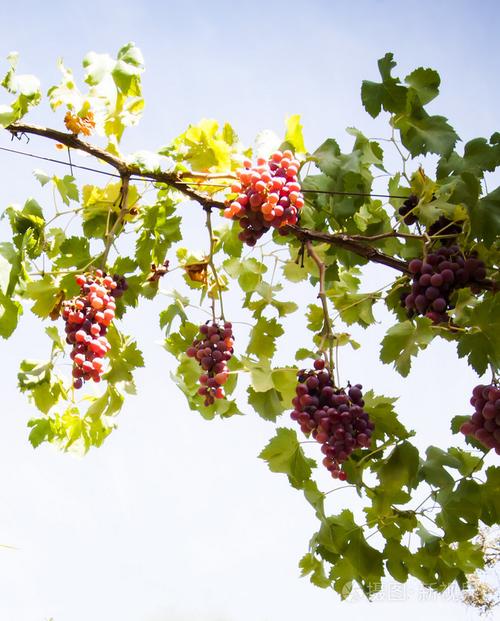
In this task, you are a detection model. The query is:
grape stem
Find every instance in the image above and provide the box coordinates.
[101,173,131,269]
[179,170,238,180]
[305,240,334,371]
[204,207,225,321]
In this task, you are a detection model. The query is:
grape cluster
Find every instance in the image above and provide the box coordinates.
[290,359,374,479]
[224,150,304,246]
[460,384,500,454]
[402,246,488,323]
[398,194,419,225]
[61,270,127,389]
[398,195,463,243]
[427,215,463,240]
[186,321,234,406]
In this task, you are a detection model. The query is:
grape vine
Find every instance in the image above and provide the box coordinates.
[1,44,499,602]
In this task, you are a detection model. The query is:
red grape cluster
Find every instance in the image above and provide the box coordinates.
[61,270,127,389]
[224,150,304,246]
[460,384,500,454]
[402,246,488,323]
[290,359,374,479]
[186,321,234,406]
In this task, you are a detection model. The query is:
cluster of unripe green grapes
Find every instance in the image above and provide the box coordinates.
[224,150,304,246]
[290,359,374,479]
[62,270,127,388]
[186,322,234,406]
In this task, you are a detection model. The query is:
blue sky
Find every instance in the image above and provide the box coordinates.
[0,1,499,620]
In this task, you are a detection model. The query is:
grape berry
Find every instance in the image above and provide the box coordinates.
[186,322,234,406]
[290,359,374,479]
[460,384,500,454]
[62,270,127,389]
[224,150,304,246]
[402,246,488,323]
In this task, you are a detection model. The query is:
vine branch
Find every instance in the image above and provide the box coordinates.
[6,122,410,275]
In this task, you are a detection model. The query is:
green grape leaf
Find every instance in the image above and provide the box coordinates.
[215,222,243,258]
[23,276,64,319]
[246,317,284,359]
[103,325,144,385]
[163,118,239,172]
[299,554,331,589]
[418,446,461,490]
[159,298,189,336]
[316,510,384,595]
[0,241,23,295]
[295,348,316,361]
[436,479,482,542]
[327,286,379,328]
[480,467,500,526]
[405,67,440,105]
[437,134,500,180]
[306,304,324,331]
[360,53,408,118]
[0,292,22,338]
[469,186,500,245]
[394,93,459,157]
[5,198,45,258]
[53,175,79,206]
[259,427,315,485]
[135,195,182,271]
[247,386,284,421]
[81,182,139,238]
[376,441,420,495]
[27,417,53,448]
[0,51,41,126]
[384,540,411,582]
[456,293,500,375]
[282,260,308,282]
[284,114,306,154]
[271,367,298,405]
[242,356,274,392]
[380,317,434,377]
[112,42,144,96]
[54,236,92,269]
[223,257,267,292]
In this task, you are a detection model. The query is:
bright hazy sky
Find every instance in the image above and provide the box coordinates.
[0,1,499,620]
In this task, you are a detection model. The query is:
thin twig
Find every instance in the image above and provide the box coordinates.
[205,207,225,321]
[101,174,130,268]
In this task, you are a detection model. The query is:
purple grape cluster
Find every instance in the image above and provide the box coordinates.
[427,215,463,240]
[402,246,488,323]
[186,322,234,406]
[290,359,374,479]
[460,384,500,454]
[398,194,419,225]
